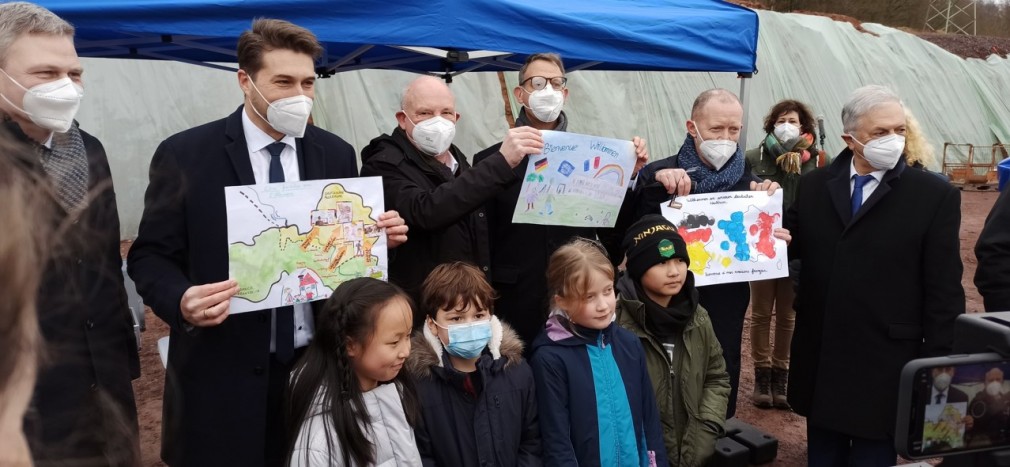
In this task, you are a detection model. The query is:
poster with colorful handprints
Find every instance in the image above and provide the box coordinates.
[511,130,635,228]
[659,190,787,286]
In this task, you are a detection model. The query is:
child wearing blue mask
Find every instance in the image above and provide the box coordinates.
[405,262,542,466]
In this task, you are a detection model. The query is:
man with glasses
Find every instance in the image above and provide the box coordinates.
[474,53,649,350]
[360,75,543,322]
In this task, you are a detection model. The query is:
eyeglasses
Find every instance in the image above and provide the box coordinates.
[522,76,567,91]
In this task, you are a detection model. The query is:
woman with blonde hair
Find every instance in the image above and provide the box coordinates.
[903,108,937,171]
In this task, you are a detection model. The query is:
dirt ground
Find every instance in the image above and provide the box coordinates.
[128,190,1001,466]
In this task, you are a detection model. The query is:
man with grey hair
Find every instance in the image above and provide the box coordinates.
[0,1,139,465]
[360,75,543,320]
[786,85,963,466]
[634,87,785,419]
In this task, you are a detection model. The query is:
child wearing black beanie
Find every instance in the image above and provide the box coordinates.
[615,214,730,467]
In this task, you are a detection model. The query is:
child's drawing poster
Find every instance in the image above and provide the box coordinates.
[226,177,387,314]
[512,130,635,228]
[922,402,967,452]
[660,190,787,286]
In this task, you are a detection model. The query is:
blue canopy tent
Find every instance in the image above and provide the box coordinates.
[37,0,758,77]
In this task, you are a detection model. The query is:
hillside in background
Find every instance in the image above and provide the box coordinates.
[732,0,1010,59]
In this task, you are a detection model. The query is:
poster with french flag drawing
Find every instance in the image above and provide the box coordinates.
[512,130,635,228]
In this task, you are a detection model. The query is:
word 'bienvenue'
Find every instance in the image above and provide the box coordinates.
[544,143,579,154]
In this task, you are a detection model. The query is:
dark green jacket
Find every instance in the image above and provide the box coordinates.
[614,283,730,467]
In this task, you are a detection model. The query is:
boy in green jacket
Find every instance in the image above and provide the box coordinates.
[615,215,731,466]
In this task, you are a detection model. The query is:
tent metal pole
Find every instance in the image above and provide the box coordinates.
[738,72,754,152]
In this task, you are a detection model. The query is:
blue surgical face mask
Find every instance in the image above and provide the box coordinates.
[433,319,492,359]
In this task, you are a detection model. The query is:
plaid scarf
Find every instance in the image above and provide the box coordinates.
[677,133,745,193]
[37,123,89,212]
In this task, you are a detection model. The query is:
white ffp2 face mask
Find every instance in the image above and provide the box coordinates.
[0,69,83,133]
[933,372,952,391]
[692,121,737,170]
[774,123,800,143]
[850,133,905,171]
[526,87,564,123]
[405,114,456,156]
[248,79,313,138]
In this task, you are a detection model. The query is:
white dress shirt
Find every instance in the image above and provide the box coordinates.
[849,159,886,207]
[241,109,314,350]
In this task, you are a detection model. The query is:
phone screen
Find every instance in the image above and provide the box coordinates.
[909,360,1010,457]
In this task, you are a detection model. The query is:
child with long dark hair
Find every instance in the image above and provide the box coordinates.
[531,238,667,466]
[286,278,422,466]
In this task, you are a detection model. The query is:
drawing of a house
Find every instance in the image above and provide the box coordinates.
[298,273,319,301]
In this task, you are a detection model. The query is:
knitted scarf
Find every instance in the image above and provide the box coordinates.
[677,133,745,193]
[6,120,89,212]
[763,133,812,163]
[40,123,89,212]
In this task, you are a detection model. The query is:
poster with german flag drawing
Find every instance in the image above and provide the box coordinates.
[512,130,635,227]
[660,190,788,286]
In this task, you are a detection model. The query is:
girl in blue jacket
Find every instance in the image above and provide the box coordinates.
[530,238,667,467]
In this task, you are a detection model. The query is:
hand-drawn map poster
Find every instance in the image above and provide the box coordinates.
[512,130,635,228]
[225,177,386,314]
[660,190,787,286]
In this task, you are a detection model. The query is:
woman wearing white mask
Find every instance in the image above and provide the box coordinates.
[744,99,823,411]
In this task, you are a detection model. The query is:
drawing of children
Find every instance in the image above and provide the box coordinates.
[545,192,556,216]
[525,186,539,212]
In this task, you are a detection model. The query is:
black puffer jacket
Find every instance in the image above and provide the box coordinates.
[405,318,542,467]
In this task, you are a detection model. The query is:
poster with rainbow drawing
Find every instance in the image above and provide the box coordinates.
[660,190,788,286]
[512,130,635,228]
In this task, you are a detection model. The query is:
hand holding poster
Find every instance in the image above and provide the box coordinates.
[512,130,635,228]
[225,177,387,314]
[660,190,787,286]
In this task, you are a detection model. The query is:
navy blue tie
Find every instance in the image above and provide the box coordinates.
[851,174,874,217]
[267,142,286,184]
[266,142,295,363]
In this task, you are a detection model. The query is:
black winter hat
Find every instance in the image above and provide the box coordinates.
[622,215,690,281]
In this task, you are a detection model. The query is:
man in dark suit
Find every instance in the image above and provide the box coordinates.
[786,85,964,466]
[127,19,407,467]
[975,186,1010,311]
[0,3,140,465]
[474,53,648,350]
[930,366,969,405]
